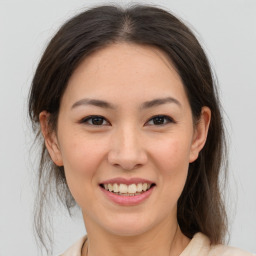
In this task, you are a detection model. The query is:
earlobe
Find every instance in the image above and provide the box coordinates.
[189,107,211,163]
[39,111,63,166]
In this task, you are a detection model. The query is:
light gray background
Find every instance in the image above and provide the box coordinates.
[0,0,255,255]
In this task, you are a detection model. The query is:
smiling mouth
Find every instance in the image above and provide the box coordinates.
[100,183,156,196]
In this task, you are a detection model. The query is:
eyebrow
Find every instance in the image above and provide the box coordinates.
[71,98,116,109]
[141,97,181,109]
[71,97,181,110]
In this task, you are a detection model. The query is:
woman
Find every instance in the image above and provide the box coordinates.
[28,4,253,256]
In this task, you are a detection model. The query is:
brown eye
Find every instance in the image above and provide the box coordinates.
[147,115,174,126]
[81,116,109,126]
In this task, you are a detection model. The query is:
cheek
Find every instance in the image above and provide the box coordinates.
[58,134,108,205]
[150,137,191,199]
[59,130,107,172]
[152,137,191,175]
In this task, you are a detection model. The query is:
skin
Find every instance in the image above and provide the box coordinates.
[40,43,211,256]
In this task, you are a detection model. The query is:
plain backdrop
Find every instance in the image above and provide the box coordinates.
[0,0,255,255]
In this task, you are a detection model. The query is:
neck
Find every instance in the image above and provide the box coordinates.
[82,218,190,256]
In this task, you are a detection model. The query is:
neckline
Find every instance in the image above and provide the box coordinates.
[179,233,210,256]
[79,232,209,256]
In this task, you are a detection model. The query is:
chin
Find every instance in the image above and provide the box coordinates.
[107,225,150,237]
[101,214,156,237]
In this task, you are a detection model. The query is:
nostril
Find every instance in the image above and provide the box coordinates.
[107,145,148,171]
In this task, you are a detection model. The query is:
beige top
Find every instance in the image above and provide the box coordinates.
[60,233,254,256]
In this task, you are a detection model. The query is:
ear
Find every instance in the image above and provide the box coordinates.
[189,106,211,163]
[39,111,63,166]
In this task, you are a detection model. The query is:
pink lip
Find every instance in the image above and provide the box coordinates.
[99,185,155,206]
[100,177,154,185]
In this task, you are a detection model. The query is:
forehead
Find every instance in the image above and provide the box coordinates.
[62,42,188,109]
[71,43,178,81]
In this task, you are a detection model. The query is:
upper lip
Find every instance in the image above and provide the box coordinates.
[100,177,155,185]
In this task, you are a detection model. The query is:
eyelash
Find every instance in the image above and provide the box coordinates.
[80,115,175,126]
[80,115,110,126]
[147,115,175,126]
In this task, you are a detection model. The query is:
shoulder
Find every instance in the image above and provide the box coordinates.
[59,233,254,256]
[59,236,87,256]
[209,244,254,256]
[181,233,254,256]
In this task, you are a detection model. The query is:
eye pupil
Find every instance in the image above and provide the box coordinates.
[153,116,165,125]
[92,117,104,125]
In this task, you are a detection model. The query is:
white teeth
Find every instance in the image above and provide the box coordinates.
[119,184,128,193]
[128,184,137,193]
[142,183,148,191]
[137,183,142,192]
[113,183,118,193]
[102,182,153,195]
[108,184,113,192]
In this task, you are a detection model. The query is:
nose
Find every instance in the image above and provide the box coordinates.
[107,126,148,171]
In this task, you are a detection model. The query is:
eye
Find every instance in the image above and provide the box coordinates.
[146,115,174,126]
[80,115,110,126]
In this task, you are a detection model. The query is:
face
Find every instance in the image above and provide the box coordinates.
[41,43,210,237]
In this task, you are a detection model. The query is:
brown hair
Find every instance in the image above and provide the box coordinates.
[28,4,228,253]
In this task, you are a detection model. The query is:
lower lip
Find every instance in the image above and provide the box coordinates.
[99,186,155,206]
